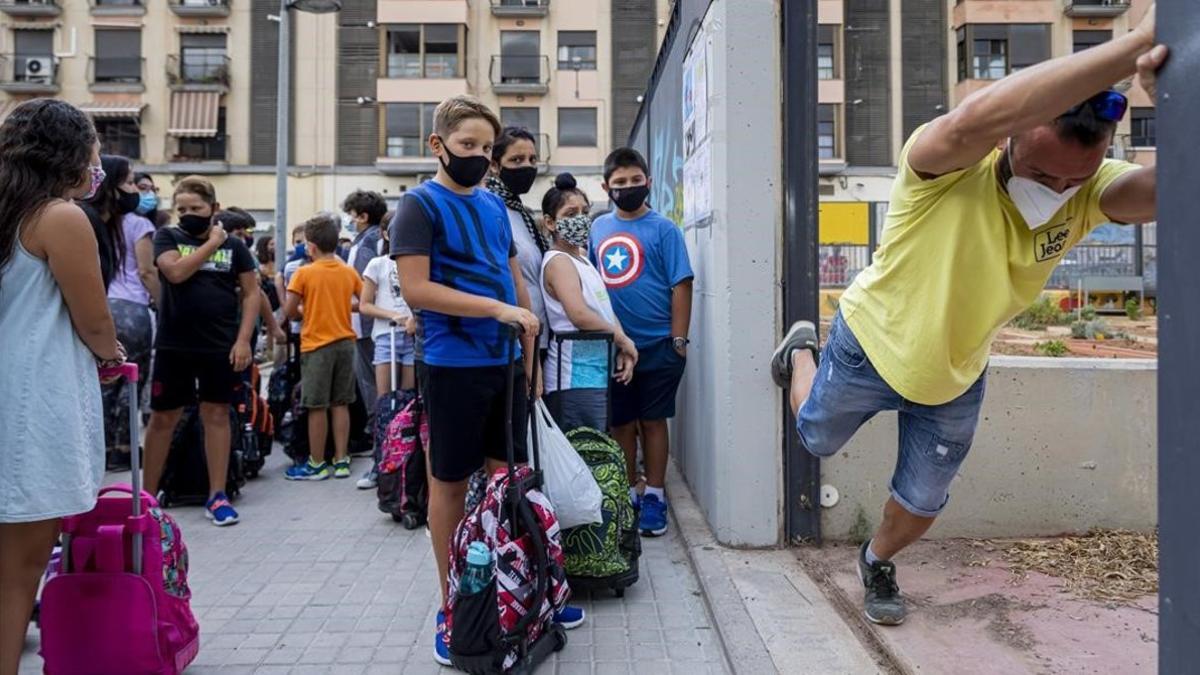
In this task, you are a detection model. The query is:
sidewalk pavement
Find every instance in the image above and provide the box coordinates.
[20,450,731,675]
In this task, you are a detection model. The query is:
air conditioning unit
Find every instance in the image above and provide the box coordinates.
[21,57,53,84]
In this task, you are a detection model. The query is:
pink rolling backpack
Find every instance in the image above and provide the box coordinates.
[39,363,200,674]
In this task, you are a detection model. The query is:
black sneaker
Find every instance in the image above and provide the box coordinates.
[856,541,906,626]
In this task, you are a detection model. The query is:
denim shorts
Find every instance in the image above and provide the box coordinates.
[372,331,415,367]
[797,312,987,518]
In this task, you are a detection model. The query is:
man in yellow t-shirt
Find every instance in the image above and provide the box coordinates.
[770,7,1167,626]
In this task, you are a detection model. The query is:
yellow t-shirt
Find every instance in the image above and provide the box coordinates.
[839,126,1139,406]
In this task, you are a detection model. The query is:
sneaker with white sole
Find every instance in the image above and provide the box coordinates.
[204,492,239,527]
[770,320,820,388]
[857,540,906,626]
[356,467,378,490]
[433,609,451,666]
[553,606,586,630]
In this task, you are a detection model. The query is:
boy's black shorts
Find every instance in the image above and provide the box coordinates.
[150,348,238,411]
[611,339,687,427]
[418,360,528,482]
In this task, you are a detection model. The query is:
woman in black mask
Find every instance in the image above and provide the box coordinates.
[89,156,159,470]
[80,155,140,290]
[487,126,550,356]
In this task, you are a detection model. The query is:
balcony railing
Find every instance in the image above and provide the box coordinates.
[490,0,548,18]
[167,54,230,90]
[170,0,230,18]
[88,56,146,92]
[0,0,60,18]
[90,0,145,16]
[1063,0,1130,17]
[173,133,229,163]
[489,55,550,95]
[0,54,60,94]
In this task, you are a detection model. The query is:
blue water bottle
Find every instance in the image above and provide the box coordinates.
[460,541,493,596]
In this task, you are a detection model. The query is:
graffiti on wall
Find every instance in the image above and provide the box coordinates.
[648,49,686,227]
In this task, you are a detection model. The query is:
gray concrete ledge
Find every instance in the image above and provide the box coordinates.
[668,462,885,674]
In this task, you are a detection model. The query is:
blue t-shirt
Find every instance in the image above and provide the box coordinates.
[390,182,519,367]
[589,209,694,349]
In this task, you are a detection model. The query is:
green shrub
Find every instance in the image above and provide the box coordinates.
[1012,297,1065,330]
[1071,319,1113,340]
[1036,340,1069,357]
[1125,298,1142,320]
[1080,304,1097,321]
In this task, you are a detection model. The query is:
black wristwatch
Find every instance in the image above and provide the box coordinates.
[672,336,690,351]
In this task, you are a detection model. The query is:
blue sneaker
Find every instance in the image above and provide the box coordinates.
[433,610,451,666]
[204,493,239,527]
[285,459,329,481]
[553,606,586,630]
[640,494,668,537]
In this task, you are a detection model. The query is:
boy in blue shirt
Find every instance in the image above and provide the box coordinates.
[589,147,695,537]
[391,95,585,666]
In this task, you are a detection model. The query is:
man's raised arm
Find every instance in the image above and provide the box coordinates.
[908,5,1158,179]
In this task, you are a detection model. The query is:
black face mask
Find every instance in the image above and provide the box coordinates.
[436,137,491,188]
[178,214,212,238]
[499,166,538,196]
[116,189,141,215]
[609,185,649,212]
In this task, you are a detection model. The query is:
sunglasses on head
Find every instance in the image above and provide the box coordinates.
[1061,90,1128,123]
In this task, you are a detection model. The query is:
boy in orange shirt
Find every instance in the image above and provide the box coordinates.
[283,213,364,480]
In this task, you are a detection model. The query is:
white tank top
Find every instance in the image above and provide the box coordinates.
[540,250,617,393]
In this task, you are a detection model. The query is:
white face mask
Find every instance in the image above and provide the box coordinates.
[1005,144,1081,230]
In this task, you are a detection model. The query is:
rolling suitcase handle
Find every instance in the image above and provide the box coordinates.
[501,324,553,650]
[551,330,615,431]
[96,362,145,576]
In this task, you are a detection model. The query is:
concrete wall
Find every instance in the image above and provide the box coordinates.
[820,357,1158,540]
[671,0,785,548]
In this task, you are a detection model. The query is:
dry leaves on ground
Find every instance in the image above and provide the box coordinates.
[999,529,1158,603]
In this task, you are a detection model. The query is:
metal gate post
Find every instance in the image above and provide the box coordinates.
[1156,2,1200,670]
[782,0,822,543]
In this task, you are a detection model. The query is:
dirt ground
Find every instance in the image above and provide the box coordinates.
[805,538,1158,674]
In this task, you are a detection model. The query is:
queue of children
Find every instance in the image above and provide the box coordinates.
[0,94,696,672]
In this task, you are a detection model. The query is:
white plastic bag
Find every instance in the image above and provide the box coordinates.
[528,400,603,529]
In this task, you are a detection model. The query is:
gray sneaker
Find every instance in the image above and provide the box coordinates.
[856,541,906,626]
[356,468,378,490]
[770,321,819,388]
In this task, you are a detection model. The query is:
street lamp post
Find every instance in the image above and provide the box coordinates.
[274,0,342,261]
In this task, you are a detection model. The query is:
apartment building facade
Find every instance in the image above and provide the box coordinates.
[815,0,1156,292]
[0,0,665,232]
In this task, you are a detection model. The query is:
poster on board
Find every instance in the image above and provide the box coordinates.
[681,30,712,226]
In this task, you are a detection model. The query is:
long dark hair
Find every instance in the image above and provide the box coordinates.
[0,99,97,286]
[84,154,132,274]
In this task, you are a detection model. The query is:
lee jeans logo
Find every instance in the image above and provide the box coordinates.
[1034,222,1072,263]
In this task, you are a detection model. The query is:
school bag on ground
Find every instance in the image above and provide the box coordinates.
[158,405,245,507]
[446,330,569,674]
[562,427,641,596]
[40,364,200,675]
[235,363,273,478]
[550,331,642,596]
[375,391,429,529]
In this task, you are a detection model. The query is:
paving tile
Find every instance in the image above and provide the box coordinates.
[18,454,728,673]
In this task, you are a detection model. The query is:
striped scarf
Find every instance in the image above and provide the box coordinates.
[487,175,548,254]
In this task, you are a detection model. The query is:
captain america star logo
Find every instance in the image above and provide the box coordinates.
[596,233,644,288]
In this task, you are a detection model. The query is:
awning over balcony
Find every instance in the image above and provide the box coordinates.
[78,100,145,119]
[167,91,219,137]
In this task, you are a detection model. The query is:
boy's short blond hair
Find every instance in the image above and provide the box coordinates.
[433,95,501,139]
